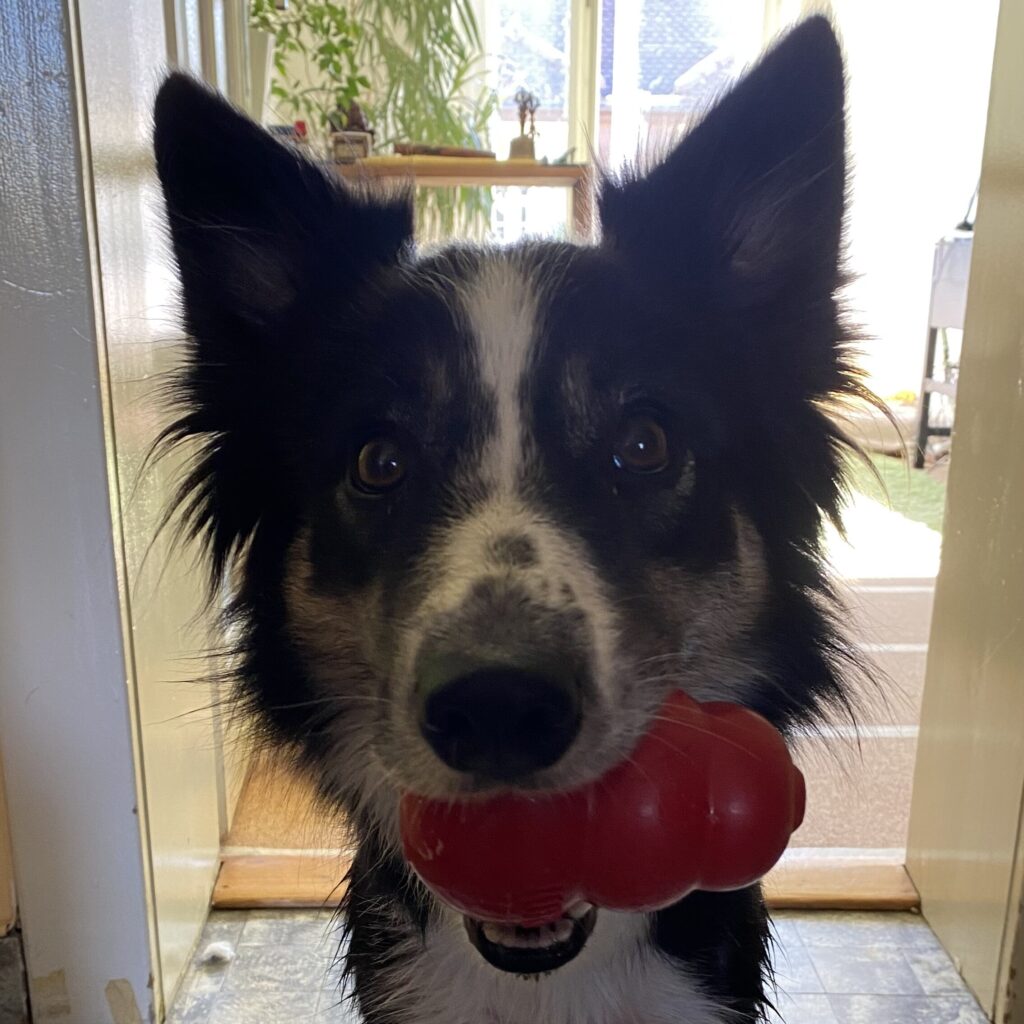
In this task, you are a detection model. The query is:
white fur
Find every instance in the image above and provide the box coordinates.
[440,258,621,684]
[406,498,619,703]
[286,257,769,1024]
[376,258,630,792]
[362,910,730,1024]
[460,257,539,494]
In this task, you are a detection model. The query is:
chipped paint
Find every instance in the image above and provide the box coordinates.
[32,969,72,1018]
[105,979,144,1024]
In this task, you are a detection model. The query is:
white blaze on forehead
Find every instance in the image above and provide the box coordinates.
[459,258,540,492]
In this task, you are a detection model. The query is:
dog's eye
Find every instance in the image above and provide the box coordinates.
[613,415,670,474]
[354,437,407,493]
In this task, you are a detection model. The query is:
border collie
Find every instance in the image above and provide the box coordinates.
[154,16,869,1023]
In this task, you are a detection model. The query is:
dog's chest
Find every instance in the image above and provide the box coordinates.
[376,911,729,1024]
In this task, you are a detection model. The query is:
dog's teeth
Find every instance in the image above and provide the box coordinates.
[566,901,593,920]
[482,922,509,945]
[480,917,575,950]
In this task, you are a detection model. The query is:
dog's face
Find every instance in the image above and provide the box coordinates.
[156,17,857,978]
[280,242,778,806]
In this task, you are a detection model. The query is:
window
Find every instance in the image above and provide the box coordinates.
[598,0,762,165]
[482,0,764,240]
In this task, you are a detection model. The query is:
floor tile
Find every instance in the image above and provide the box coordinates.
[829,994,988,1024]
[239,909,340,950]
[179,958,232,998]
[166,909,988,1023]
[904,948,969,996]
[796,911,940,951]
[770,913,807,950]
[771,939,825,995]
[201,910,248,946]
[220,946,331,996]
[808,946,924,996]
[767,993,839,1024]
[207,988,320,1024]
[315,987,362,1021]
[165,990,219,1024]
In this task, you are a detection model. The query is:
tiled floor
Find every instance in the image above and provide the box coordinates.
[168,909,988,1023]
[167,908,348,1024]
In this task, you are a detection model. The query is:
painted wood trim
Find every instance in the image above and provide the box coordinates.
[0,759,15,935]
[905,0,1021,1013]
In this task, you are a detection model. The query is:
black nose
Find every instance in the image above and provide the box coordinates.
[417,663,582,782]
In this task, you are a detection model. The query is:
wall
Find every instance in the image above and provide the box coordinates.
[0,3,156,1019]
[906,0,1024,1012]
[0,2,231,1019]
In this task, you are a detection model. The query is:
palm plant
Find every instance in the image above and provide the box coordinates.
[354,0,496,239]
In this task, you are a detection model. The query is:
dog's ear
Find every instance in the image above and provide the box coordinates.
[154,72,411,330]
[600,16,846,312]
[153,74,413,579]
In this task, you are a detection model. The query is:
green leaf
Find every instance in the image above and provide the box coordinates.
[251,0,496,231]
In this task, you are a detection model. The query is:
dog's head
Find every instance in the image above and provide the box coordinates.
[155,13,859,955]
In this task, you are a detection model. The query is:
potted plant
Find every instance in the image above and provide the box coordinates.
[250,0,368,153]
[251,0,496,237]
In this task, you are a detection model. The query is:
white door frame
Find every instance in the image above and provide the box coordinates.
[0,3,157,1020]
[0,1,240,1020]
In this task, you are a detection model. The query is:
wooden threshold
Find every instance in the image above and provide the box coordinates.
[214,851,354,910]
[213,852,919,912]
[218,757,919,912]
[764,860,919,911]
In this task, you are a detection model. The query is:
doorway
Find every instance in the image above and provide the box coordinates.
[1,1,1018,1022]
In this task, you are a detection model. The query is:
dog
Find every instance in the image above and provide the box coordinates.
[154,15,869,1023]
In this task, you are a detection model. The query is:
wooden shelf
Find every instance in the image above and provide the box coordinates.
[333,155,595,238]
[335,155,589,188]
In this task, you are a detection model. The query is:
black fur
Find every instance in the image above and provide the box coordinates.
[154,17,871,1023]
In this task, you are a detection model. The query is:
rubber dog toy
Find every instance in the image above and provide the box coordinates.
[400,691,805,926]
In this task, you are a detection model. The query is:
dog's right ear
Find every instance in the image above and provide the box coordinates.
[153,75,413,580]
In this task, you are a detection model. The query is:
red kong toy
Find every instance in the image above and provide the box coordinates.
[400,691,805,927]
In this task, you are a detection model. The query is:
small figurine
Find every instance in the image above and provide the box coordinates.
[509,88,540,160]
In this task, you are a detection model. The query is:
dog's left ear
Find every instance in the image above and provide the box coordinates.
[152,74,413,582]
[600,16,846,311]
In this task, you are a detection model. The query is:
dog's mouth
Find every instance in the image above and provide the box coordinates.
[464,902,597,975]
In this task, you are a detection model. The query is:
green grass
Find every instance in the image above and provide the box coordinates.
[845,452,948,534]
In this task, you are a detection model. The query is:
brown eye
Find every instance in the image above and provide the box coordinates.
[354,437,407,493]
[613,415,670,474]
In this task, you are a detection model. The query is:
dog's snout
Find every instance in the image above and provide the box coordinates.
[416,659,582,782]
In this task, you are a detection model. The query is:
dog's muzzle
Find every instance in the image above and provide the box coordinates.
[415,651,584,783]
